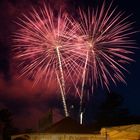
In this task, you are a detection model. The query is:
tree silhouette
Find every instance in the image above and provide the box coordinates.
[0,109,16,140]
[0,109,12,123]
[97,92,130,126]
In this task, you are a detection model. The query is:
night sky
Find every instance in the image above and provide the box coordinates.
[0,0,140,130]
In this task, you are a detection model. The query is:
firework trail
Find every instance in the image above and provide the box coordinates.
[76,2,136,114]
[12,4,84,117]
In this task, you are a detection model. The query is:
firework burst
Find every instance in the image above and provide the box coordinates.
[12,4,84,117]
[75,2,136,113]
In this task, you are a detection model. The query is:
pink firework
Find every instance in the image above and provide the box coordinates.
[12,4,84,117]
[75,2,136,113]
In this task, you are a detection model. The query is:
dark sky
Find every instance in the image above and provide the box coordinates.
[0,0,140,130]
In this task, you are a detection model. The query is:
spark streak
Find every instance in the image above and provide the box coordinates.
[56,46,69,116]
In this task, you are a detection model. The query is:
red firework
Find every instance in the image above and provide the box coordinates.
[12,4,84,117]
[76,2,136,92]
[12,1,137,119]
[73,2,137,114]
